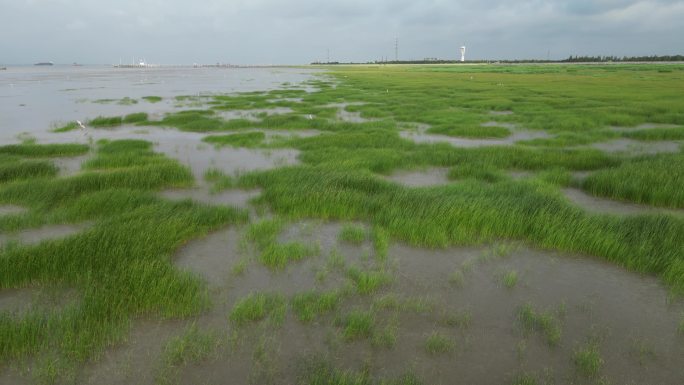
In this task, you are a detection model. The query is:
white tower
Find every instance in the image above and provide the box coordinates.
[460,46,466,62]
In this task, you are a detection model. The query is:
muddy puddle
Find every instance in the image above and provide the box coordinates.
[400,124,550,148]
[159,188,261,210]
[323,102,375,123]
[26,126,301,184]
[217,107,294,122]
[385,168,450,187]
[489,110,514,116]
[0,286,79,316]
[591,138,681,155]
[0,205,27,216]
[609,123,682,132]
[57,219,684,385]
[52,154,90,177]
[562,188,684,217]
[0,222,91,246]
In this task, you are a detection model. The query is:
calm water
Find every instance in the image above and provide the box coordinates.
[0,65,319,142]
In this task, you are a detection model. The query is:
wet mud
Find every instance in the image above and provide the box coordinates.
[385,168,450,187]
[562,188,684,217]
[0,222,91,246]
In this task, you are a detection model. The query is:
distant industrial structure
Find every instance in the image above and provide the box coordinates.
[460,46,466,62]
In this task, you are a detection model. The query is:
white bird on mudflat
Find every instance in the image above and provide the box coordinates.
[77,120,87,136]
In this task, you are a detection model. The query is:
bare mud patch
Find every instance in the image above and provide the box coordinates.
[53,154,90,177]
[385,168,450,187]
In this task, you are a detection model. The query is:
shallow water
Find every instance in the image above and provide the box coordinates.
[386,168,450,187]
[562,188,684,216]
[400,126,550,148]
[217,107,294,122]
[591,138,681,154]
[0,223,90,246]
[0,66,319,139]
[68,220,684,385]
[0,205,27,216]
[159,188,261,210]
[0,287,78,315]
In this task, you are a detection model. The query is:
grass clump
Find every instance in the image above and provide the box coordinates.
[244,218,283,250]
[582,153,684,208]
[160,324,217,367]
[511,373,540,385]
[122,112,148,124]
[52,121,79,133]
[89,116,123,127]
[298,359,423,385]
[0,143,89,158]
[0,160,58,183]
[204,168,233,192]
[573,342,604,377]
[259,241,319,269]
[229,293,286,327]
[340,310,375,341]
[346,267,392,295]
[339,224,367,244]
[441,310,472,329]
[371,226,390,260]
[291,290,342,322]
[142,96,163,103]
[623,127,684,141]
[424,332,455,355]
[502,270,519,288]
[203,132,266,148]
[517,304,562,347]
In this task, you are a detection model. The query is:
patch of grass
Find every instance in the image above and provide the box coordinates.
[117,97,138,105]
[582,153,684,208]
[298,359,423,385]
[424,332,455,355]
[371,226,389,260]
[204,168,233,192]
[427,123,511,139]
[203,132,266,148]
[52,122,79,133]
[339,224,367,244]
[346,267,392,295]
[341,310,375,341]
[244,218,283,250]
[517,304,562,347]
[573,342,604,377]
[122,112,148,124]
[291,290,342,322]
[142,96,163,103]
[0,160,58,183]
[371,320,398,349]
[89,116,123,127]
[448,164,505,183]
[449,270,465,288]
[160,323,217,367]
[0,143,89,158]
[259,241,320,269]
[502,270,519,288]
[623,127,684,141]
[441,310,472,329]
[229,292,286,327]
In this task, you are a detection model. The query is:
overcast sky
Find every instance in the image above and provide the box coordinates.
[1,0,683,65]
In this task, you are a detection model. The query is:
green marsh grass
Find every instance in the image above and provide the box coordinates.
[203,132,266,148]
[142,96,163,103]
[441,310,473,329]
[0,160,58,183]
[160,323,217,367]
[346,267,392,295]
[340,310,375,341]
[517,304,562,347]
[229,293,286,327]
[291,290,342,322]
[623,127,684,141]
[298,359,423,385]
[424,332,455,355]
[51,121,79,133]
[573,342,604,377]
[0,140,247,365]
[502,270,519,288]
[204,168,234,192]
[0,143,89,158]
[259,241,320,270]
[339,224,367,244]
[89,116,123,127]
[582,153,684,208]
